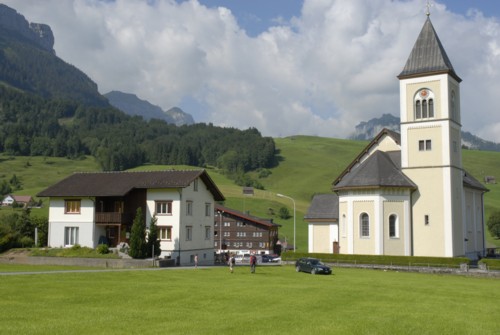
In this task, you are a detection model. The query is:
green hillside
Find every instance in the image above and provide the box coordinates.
[1,136,500,250]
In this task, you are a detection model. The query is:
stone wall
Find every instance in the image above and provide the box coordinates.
[0,255,154,269]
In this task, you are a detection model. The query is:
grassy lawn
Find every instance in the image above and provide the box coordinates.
[0,265,498,334]
[0,263,101,273]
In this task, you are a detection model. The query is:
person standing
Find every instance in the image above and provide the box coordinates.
[194,254,198,269]
[250,254,257,273]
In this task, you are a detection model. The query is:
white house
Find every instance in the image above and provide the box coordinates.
[37,170,225,265]
[306,14,488,260]
[1,194,33,207]
[1,195,16,206]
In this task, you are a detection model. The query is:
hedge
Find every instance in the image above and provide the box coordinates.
[478,258,500,271]
[281,252,470,268]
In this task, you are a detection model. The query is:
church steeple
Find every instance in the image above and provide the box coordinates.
[398,12,465,258]
[398,17,461,82]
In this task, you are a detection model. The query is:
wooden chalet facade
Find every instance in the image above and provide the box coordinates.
[214,204,280,255]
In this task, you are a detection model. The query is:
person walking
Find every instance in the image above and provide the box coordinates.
[194,254,198,268]
[229,254,235,273]
[250,254,257,273]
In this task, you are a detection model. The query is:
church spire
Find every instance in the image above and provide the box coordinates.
[398,16,461,82]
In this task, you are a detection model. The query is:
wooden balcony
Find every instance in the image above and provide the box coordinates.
[95,212,133,224]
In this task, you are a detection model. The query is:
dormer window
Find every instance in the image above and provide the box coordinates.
[415,89,434,120]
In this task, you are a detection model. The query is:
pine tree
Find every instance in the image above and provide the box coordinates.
[129,207,147,259]
[147,215,161,258]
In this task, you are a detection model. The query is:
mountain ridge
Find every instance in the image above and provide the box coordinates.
[349,113,500,152]
[0,4,55,54]
[104,90,194,126]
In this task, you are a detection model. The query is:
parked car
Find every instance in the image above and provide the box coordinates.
[261,254,279,263]
[234,253,251,264]
[295,258,332,275]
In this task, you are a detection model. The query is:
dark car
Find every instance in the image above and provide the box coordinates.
[295,258,332,275]
[261,254,280,263]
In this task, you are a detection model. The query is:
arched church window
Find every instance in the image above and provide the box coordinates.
[414,89,435,120]
[415,101,421,119]
[389,214,398,238]
[360,213,370,238]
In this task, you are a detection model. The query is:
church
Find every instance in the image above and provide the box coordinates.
[305,13,488,260]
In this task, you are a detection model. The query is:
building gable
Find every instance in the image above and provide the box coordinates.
[332,128,401,187]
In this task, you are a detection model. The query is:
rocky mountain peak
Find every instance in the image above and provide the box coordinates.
[104,91,195,126]
[0,4,55,54]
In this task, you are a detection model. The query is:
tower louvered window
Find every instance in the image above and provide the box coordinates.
[415,89,434,120]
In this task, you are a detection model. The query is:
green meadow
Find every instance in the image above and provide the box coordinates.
[1,135,500,250]
[0,264,498,335]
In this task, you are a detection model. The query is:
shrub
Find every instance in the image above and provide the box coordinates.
[478,258,500,271]
[19,236,34,247]
[278,207,291,220]
[96,244,109,255]
[487,211,500,238]
[257,168,272,178]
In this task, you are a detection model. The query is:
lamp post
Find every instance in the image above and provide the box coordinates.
[277,193,296,253]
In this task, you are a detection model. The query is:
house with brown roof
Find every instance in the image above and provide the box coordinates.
[306,15,488,260]
[37,170,224,265]
[1,195,33,207]
[214,204,280,256]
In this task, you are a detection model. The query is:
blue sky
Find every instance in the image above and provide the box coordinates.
[193,0,303,36]
[3,0,500,141]
[195,1,500,36]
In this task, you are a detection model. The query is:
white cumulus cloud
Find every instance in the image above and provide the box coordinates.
[3,0,500,142]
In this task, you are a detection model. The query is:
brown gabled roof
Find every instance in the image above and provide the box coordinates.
[37,170,225,201]
[215,204,280,228]
[333,150,417,191]
[333,128,401,187]
[11,195,33,203]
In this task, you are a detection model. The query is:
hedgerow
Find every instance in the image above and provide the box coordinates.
[281,251,469,268]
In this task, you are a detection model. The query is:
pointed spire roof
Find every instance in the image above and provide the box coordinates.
[398,17,461,82]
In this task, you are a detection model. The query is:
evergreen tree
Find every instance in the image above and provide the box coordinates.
[129,207,147,259]
[9,174,22,190]
[278,206,291,220]
[0,180,12,197]
[147,215,161,258]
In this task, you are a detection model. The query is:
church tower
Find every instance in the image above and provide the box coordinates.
[398,14,465,257]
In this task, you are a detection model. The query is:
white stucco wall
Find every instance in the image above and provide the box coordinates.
[47,197,95,248]
[146,177,216,265]
[308,223,338,254]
